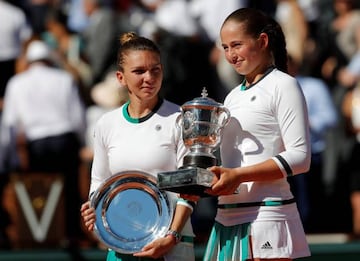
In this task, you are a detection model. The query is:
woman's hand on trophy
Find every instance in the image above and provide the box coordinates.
[205,166,241,196]
[80,201,96,232]
[133,235,175,258]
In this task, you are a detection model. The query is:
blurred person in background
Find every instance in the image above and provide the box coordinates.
[135,0,219,105]
[320,0,360,86]
[317,0,360,228]
[23,0,56,34]
[288,55,338,233]
[0,0,32,111]
[0,0,32,249]
[337,41,360,90]
[66,0,89,34]
[81,0,118,87]
[274,0,308,66]
[188,0,248,101]
[43,8,93,105]
[0,40,86,246]
[339,34,360,238]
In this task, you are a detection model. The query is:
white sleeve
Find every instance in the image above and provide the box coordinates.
[273,78,311,176]
[89,116,112,197]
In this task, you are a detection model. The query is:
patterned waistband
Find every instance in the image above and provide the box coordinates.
[217,198,296,209]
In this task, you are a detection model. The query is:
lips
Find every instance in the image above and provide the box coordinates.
[233,61,243,68]
[141,86,155,90]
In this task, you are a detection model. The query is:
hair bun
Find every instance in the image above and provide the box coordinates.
[119,32,139,45]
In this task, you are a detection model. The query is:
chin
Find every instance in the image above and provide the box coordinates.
[234,68,246,75]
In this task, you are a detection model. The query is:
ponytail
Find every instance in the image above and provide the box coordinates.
[262,18,288,73]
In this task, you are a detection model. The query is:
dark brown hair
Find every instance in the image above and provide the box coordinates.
[222,8,288,73]
[117,32,161,71]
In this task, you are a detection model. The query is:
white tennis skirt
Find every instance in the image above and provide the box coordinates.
[203,219,311,261]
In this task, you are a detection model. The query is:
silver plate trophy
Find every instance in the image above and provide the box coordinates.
[91,171,174,253]
[157,88,230,196]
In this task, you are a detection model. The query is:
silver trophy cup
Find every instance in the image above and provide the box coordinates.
[157,88,230,196]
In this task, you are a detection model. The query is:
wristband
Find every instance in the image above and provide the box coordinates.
[165,230,182,244]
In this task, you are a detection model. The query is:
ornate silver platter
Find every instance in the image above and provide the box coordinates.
[90,171,174,254]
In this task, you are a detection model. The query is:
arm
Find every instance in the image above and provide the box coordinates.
[89,116,112,194]
[80,116,111,231]
[207,158,282,195]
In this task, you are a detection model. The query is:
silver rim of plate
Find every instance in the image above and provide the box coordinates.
[90,170,174,254]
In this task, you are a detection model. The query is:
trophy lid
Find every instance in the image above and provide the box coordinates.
[182,87,222,109]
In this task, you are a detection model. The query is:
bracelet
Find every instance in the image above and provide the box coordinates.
[165,230,182,244]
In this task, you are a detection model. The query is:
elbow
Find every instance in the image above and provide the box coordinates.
[287,148,311,175]
[295,150,311,174]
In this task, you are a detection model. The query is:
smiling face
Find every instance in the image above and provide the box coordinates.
[220,20,271,82]
[116,50,163,102]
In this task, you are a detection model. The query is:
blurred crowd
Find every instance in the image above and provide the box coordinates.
[0,0,360,251]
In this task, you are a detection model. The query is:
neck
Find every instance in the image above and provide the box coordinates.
[245,63,274,86]
[127,97,159,118]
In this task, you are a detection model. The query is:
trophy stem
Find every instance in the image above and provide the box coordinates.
[182,153,217,169]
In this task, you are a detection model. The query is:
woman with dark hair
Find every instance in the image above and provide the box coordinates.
[203,8,311,261]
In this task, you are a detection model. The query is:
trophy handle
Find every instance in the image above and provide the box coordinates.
[219,106,231,128]
[175,114,182,130]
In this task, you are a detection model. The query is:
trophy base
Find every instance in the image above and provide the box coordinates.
[157,167,214,197]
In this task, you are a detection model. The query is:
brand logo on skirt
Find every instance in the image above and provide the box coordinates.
[261,241,273,249]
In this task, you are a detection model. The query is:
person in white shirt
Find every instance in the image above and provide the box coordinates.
[0,0,32,109]
[80,32,195,261]
[0,1,32,247]
[0,39,86,245]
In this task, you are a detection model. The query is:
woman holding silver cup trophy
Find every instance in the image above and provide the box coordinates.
[195,8,312,261]
[80,32,195,261]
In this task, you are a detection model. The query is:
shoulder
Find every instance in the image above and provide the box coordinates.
[224,84,241,105]
[269,69,298,87]
[0,1,24,16]
[97,107,123,125]
[28,65,73,79]
[259,69,306,108]
[47,66,74,78]
[265,69,301,95]
[93,107,122,137]
[6,71,28,88]
[44,67,77,86]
